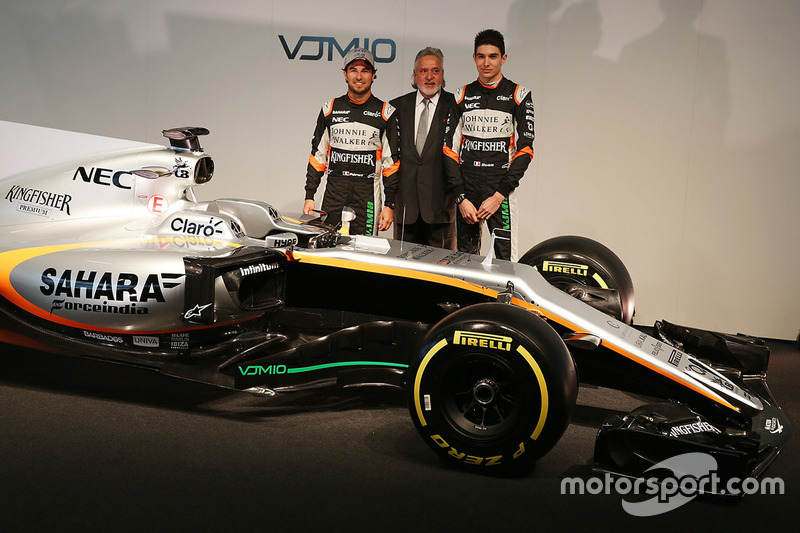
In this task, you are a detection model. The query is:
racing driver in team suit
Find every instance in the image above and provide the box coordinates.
[303,48,400,236]
[444,29,534,261]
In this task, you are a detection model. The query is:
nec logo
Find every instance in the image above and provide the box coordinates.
[279,35,396,63]
[73,167,133,189]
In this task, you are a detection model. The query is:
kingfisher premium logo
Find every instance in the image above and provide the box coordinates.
[5,185,72,217]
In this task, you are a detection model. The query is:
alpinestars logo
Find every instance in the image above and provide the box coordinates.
[184,303,211,320]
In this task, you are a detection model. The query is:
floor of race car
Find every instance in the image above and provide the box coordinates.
[1,340,797,532]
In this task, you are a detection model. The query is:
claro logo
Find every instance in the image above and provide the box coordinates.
[278,35,396,63]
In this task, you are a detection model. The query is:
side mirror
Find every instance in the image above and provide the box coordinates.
[131,166,173,179]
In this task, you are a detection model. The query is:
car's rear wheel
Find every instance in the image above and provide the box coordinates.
[408,303,577,474]
[519,235,635,324]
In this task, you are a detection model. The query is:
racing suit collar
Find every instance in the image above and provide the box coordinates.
[348,92,373,105]
[478,75,504,89]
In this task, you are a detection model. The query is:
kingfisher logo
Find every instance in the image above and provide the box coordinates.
[279,35,396,64]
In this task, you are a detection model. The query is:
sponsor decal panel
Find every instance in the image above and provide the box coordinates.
[329,124,380,150]
[668,349,682,366]
[170,216,224,237]
[73,167,133,189]
[133,335,160,348]
[148,195,169,214]
[5,185,72,217]
[239,262,280,277]
[239,365,288,376]
[668,421,721,438]
[765,417,784,434]
[40,268,182,316]
[330,152,375,166]
[170,332,190,350]
[83,330,124,344]
[173,157,191,178]
[461,110,514,137]
[463,139,507,153]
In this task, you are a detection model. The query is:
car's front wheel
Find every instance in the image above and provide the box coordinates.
[408,303,577,474]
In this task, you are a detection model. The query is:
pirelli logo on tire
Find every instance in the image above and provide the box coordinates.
[541,261,589,277]
[453,331,512,351]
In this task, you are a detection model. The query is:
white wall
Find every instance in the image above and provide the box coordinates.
[1,0,798,339]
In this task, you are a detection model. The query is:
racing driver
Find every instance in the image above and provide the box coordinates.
[303,48,400,235]
[444,29,534,260]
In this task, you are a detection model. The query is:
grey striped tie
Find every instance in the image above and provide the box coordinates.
[416,99,430,154]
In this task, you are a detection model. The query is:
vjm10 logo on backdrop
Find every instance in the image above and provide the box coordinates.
[279,35,396,63]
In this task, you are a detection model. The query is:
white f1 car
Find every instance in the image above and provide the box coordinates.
[0,125,790,487]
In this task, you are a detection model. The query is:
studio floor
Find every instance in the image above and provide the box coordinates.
[1,339,798,532]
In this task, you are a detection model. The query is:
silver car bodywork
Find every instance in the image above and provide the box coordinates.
[0,125,790,481]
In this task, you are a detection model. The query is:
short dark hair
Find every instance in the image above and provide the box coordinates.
[474,29,505,56]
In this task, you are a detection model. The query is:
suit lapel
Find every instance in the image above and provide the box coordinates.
[403,95,422,159]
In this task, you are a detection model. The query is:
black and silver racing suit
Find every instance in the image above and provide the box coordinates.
[305,94,400,235]
[443,76,534,260]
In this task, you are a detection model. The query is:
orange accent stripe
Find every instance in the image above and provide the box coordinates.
[290,252,500,299]
[382,160,400,177]
[0,327,55,352]
[308,153,326,172]
[443,145,460,163]
[512,146,534,161]
[288,251,739,412]
[601,340,739,412]
[509,297,738,412]
[348,94,371,105]
[514,84,522,105]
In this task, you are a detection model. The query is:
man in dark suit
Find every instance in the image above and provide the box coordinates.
[390,47,456,249]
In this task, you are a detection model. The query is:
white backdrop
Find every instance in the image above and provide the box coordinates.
[2,0,799,339]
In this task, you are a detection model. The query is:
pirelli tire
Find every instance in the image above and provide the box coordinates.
[408,303,577,474]
[519,235,635,324]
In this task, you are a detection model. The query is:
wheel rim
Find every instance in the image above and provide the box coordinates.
[439,354,527,440]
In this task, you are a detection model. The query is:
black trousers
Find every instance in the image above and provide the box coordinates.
[394,217,456,250]
[455,195,515,260]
